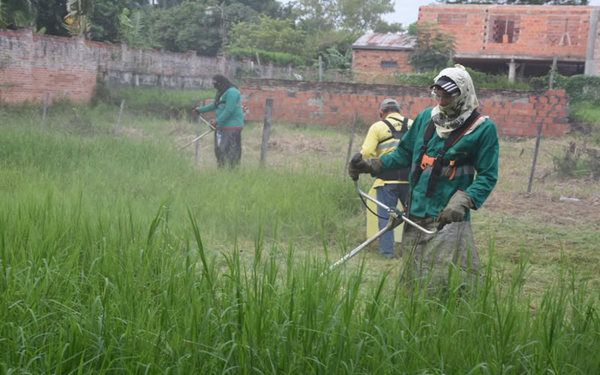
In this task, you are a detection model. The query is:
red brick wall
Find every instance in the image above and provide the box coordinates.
[418,4,593,59]
[0,29,97,103]
[241,79,570,137]
[1,28,229,103]
[353,49,413,82]
[0,28,571,137]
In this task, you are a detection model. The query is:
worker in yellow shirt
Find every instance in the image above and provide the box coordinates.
[359,98,413,259]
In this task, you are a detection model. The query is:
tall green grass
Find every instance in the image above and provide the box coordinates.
[93,86,216,119]
[1,104,599,373]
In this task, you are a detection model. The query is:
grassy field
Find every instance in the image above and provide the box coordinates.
[1,98,599,373]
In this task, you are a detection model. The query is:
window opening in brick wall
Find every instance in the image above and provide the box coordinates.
[547,18,579,46]
[380,61,398,69]
[489,16,520,43]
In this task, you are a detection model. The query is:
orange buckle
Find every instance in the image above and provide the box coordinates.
[420,154,437,170]
[447,160,457,180]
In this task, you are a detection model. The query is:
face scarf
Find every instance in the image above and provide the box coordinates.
[430,64,487,139]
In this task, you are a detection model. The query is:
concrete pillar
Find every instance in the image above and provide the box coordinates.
[508,58,517,83]
[584,8,599,76]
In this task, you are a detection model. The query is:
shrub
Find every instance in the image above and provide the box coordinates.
[226,47,305,67]
[553,141,600,180]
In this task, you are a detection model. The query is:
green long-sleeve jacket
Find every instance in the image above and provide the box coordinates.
[198,87,244,128]
[380,107,499,220]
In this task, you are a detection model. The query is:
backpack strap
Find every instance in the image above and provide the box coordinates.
[401,117,408,133]
[375,116,412,181]
[378,116,410,144]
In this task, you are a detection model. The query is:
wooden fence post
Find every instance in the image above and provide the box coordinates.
[527,122,543,193]
[344,111,359,177]
[528,56,555,193]
[195,99,206,162]
[260,98,274,167]
[41,92,50,127]
[116,99,125,131]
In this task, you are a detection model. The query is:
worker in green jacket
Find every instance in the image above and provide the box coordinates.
[195,74,245,168]
[349,64,499,292]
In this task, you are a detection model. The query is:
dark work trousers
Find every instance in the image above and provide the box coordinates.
[376,182,409,257]
[214,128,242,168]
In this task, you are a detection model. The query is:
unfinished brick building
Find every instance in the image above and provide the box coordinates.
[352,33,415,83]
[353,4,600,81]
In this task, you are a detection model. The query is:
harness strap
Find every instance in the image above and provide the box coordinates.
[412,111,481,197]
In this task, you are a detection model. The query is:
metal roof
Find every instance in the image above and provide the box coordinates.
[352,33,416,51]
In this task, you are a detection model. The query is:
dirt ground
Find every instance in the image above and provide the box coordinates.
[266,132,600,226]
[484,189,600,226]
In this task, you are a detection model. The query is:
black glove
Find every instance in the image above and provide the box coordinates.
[437,191,473,230]
[348,153,383,181]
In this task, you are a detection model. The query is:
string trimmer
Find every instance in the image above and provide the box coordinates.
[178,114,216,151]
[324,178,435,274]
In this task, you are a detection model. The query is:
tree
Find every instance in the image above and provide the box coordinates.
[336,0,394,32]
[408,22,455,72]
[90,0,146,43]
[234,0,282,16]
[0,0,37,29]
[228,15,306,56]
[65,0,94,37]
[35,0,69,36]
[292,0,337,34]
[322,45,352,70]
[289,0,393,34]
[372,20,404,33]
[119,7,148,47]
[146,2,215,53]
[279,0,394,67]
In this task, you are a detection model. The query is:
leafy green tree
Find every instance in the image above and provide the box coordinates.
[145,1,262,55]
[118,7,148,47]
[228,15,306,56]
[144,2,219,54]
[336,0,393,31]
[234,0,282,16]
[283,0,394,67]
[306,28,357,61]
[65,0,94,37]
[227,15,306,64]
[289,0,393,34]
[0,0,37,29]
[292,0,337,33]
[373,20,404,33]
[90,0,147,43]
[34,0,68,36]
[322,45,351,70]
[408,22,455,72]
[151,0,184,9]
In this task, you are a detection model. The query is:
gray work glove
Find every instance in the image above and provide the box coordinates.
[437,190,473,230]
[348,153,383,181]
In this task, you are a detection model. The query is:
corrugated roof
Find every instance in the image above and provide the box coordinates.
[352,33,416,51]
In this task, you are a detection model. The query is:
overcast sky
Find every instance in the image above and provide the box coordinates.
[382,0,435,27]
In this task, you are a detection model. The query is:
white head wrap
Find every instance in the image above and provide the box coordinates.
[430,64,487,138]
